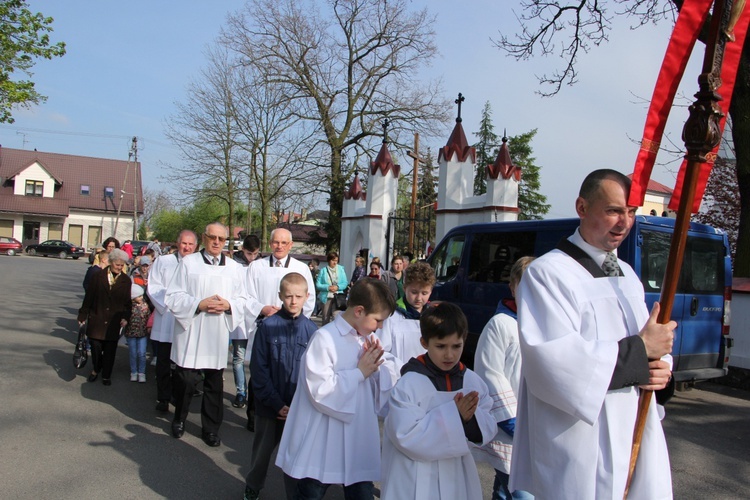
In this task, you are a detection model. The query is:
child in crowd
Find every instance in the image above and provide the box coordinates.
[275,278,398,500]
[377,261,435,371]
[243,273,318,500]
[381,302,496,500]
[125,284,151,383]
[472,257,535,500]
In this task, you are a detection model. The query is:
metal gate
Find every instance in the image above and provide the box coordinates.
[385,204,435,265]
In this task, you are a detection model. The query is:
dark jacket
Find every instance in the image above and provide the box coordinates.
[250,307,317,418]
[401,353,483,443]
[78,267,132,341]
[82,264,103,291]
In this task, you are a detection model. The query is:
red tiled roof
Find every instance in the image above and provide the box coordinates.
[0,146,143,216]
[439,121,476,163]
[370,142,401,178]
[486,137,521,181]
[626,174,673,195]
[344,173,366,200]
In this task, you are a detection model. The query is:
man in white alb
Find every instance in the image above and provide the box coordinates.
[147,229,197,413]
[166,222,246,447]
[510,169,676,499]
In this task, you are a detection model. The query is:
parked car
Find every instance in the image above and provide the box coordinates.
[129,240,152,257]
[0,237,23,256]
[26,240,85,259]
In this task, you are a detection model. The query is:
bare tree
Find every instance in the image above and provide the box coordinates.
[140,187,175,235]
[223,0,449,251]
[497,0,750,276]
[232,63,320,248]
[164,45,248,242]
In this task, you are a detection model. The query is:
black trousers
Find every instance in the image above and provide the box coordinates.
[89,338,118,380]
[173,366,224,434]
[152,340,174,402]
[246,415,287,492]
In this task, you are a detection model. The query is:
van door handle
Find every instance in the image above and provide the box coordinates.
[690,297,699,316]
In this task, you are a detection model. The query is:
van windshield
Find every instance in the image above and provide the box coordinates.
[431,234,465,281]
[640,229,725,294]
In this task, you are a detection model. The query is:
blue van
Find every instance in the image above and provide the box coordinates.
[426,216,733,382]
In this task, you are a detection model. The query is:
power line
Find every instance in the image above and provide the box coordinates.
[0,124,174,149]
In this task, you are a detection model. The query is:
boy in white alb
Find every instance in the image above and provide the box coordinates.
[376,261,435,371]
[381,302,496,500]
[275,278,399,500]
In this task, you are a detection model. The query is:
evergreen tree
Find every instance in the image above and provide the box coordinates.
[472,101,499,195]
[507,129,551,220]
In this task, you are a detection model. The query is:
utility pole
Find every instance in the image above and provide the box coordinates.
[132,137,139,240]
[406,133,427,253]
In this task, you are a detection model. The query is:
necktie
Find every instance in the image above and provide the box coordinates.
[602,252,621,277]
[275,259,282,267]
[212,257,219,266]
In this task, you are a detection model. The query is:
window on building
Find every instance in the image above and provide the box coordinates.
[104,187,115,198]
[81,185,90,195]
[25,180,44,197]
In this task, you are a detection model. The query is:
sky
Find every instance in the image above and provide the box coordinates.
[0,0,705,218]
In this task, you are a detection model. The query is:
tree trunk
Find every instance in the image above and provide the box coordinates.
[326,147,345,253]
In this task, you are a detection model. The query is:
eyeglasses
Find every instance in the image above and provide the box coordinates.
[204,234,227,242]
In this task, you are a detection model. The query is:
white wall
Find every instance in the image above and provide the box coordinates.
[730,292,750,370]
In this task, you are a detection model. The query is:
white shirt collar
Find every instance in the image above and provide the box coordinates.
[569,227,616,268]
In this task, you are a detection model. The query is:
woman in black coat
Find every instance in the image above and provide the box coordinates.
[78,248,132,385]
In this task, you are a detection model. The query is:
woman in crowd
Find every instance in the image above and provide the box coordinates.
[315,251,349,325]
[78,248,132,386]
[349,255,367,287]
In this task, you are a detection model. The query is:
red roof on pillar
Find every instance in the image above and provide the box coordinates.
[344,172,366,200]
[370,142,401,177]
[439,121,476,163]
[486,137,521,180]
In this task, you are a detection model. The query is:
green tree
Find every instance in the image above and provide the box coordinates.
[0,0,65,123]
[151,209,186,243]
[508,129,550,220]
[473,101,500,195]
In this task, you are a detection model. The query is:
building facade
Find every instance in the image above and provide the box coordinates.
[0,147,143,251]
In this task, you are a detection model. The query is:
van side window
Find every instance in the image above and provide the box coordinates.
[640,229,723,294]
[468,232,536,283]
[431,234,465,281]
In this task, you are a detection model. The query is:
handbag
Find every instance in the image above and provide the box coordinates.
[334,293,348,311]
[73,323,88,369]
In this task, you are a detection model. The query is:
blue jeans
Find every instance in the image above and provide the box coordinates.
[126,336,148,374]
[493,470,534,500]
[293,477,373,500]
[232,339,248,396]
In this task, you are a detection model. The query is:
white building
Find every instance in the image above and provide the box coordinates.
[0,146,143,251]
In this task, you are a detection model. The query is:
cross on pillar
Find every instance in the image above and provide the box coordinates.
[455,93,465,123]
[382,119,390,143]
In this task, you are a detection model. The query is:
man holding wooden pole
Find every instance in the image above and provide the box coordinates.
[508,169,675,499]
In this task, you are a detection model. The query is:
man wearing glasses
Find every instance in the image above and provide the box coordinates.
[166,222,247,447]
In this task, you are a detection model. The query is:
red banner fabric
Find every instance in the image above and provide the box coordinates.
[628,0,714,207]
[669,6,750,212]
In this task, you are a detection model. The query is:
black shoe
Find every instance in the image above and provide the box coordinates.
[201,431,221,447]
[87,372,98,382]
[192,389,203,397]
[246,411,255,432]
[102,379,112,386]
[232,393,247,408]
[171,421,185,439]
[155,400,169,412]
[244,486,260,500]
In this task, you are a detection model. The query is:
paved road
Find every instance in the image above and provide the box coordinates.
[0,254,748,499]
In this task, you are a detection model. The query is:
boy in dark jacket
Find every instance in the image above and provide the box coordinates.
[244,272,317,500]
